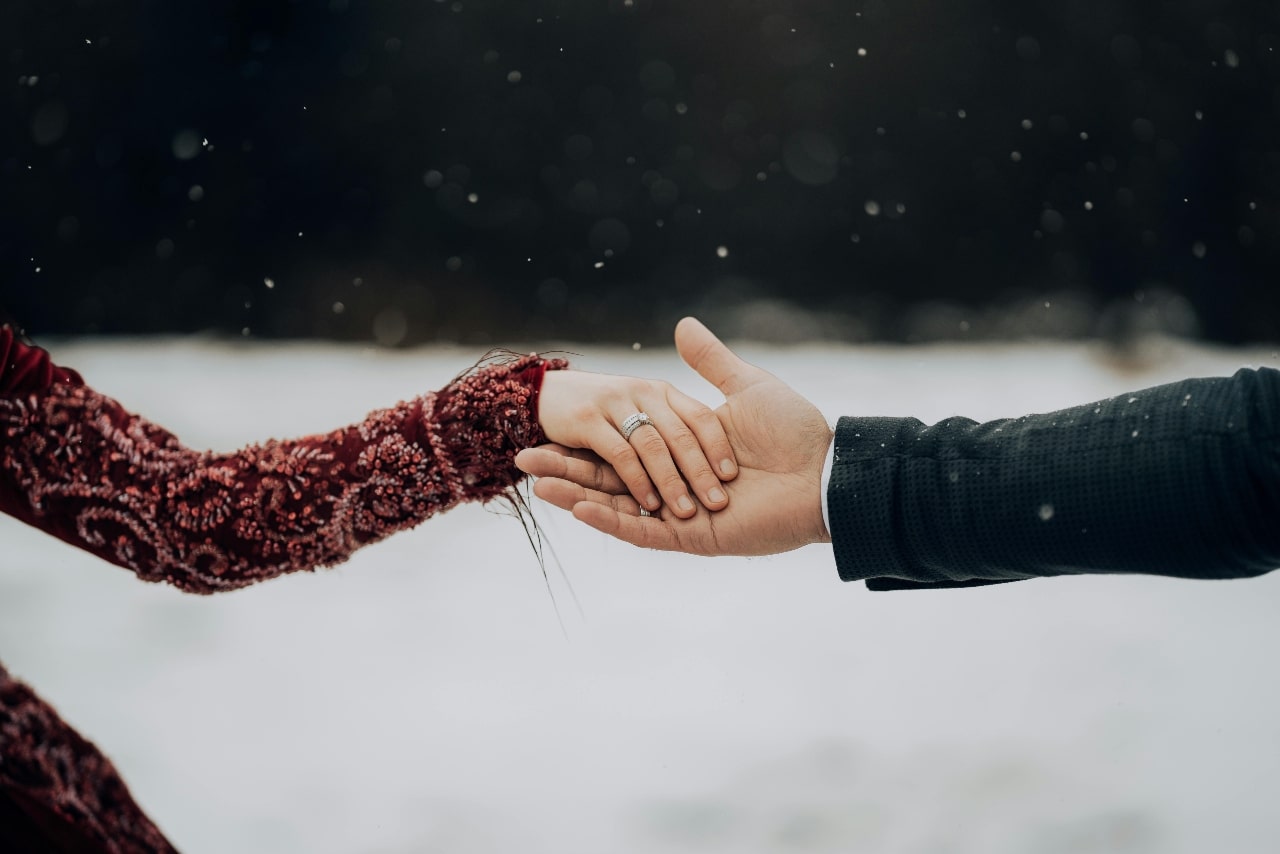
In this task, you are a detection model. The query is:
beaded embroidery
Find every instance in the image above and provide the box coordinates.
[0,335,565,848]
[0,353,564,593]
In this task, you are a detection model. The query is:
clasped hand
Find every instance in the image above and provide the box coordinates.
[523,318,833,556]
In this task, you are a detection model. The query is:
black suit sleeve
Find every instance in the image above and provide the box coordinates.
[827,367,1280,590]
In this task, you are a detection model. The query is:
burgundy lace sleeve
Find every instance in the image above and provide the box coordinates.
[0,326,568,594]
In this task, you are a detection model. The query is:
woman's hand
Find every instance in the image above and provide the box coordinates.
[534,370,737,518]
[520,319,833,554]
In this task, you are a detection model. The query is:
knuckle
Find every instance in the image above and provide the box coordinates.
[690,472,719,492]
[589,464,608,491]
[667,426,701,453]
[646,379,670,395]
[612,378,637,395]
[607,437,636,461]
[616,454,647,480]
[568,402,596,424]
[634,430,667,455]
[657,470,686,491]
[689,408,722,430]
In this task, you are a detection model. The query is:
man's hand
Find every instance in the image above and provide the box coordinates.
[516,317,833,556]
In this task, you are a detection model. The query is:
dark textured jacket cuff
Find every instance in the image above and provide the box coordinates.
[828,416,916,583]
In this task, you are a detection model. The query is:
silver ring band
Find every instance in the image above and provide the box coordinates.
[620,412,654,442]
[639,507,653,517]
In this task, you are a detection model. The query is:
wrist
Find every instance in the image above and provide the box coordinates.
[793,429,835,548]
[431,355,568,498]
[523,356,570,434]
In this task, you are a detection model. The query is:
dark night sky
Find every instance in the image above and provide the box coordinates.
[3,0,1278,344]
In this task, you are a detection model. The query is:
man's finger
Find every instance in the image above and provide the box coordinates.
[674,316,764,396]
[516,444,575,478]
[572,501,685,552]
[533,476,637,514]
[516,446,629,494]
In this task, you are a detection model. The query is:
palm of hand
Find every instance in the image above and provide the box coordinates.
[662,377,832,556]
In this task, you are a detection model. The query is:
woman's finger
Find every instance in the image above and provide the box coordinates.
[667,389,737,481]
[644,394,732,511]
[587,424,664,512]
[615,416,698,518]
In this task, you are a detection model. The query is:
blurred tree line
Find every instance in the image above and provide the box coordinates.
[3,0,1278,344]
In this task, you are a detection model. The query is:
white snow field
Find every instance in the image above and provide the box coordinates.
[2,337,1278,854]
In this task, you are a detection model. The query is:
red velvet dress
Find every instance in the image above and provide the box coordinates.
[0,326,566,852]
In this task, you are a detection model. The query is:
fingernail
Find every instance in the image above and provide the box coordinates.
[719,459,735,476]
[646,493,659,510]
[708,487,726,504]
[677,496,694,513]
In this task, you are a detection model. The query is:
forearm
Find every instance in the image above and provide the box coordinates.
[828,368,1280,588]
[1,335,565,593]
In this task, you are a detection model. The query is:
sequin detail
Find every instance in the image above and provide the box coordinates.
[0,354,566,594]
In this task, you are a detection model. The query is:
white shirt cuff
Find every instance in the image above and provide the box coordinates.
[820,432,835,538]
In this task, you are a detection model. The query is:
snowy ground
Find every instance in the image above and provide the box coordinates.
[2,336,1279,854]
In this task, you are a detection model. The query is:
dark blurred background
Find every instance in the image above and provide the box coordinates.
[3,0,1278,345]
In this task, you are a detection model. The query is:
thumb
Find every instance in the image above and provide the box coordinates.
[674,317,765,396]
